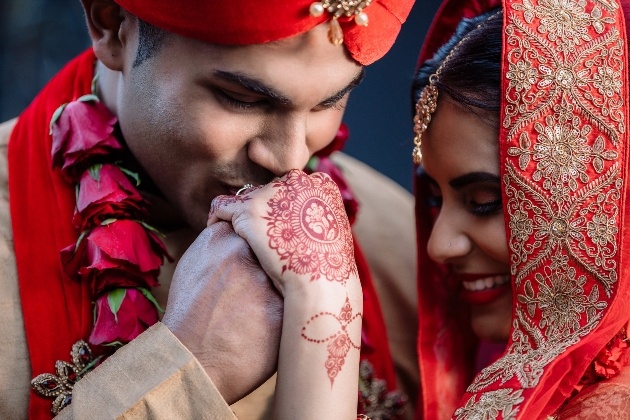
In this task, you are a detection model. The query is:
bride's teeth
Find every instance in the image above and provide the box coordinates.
[463,275,510,292]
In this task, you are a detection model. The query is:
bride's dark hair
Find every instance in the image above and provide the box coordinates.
[412,8,503,125]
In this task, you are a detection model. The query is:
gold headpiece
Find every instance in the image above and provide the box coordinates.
[412,11,501,165]
[412,77,438,164]
[309,0,372,45]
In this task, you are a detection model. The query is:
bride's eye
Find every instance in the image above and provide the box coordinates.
[469,198,502,216]
[466,188,502,216]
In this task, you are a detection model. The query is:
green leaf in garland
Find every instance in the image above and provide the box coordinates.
[140,221,166,238]
[91,73,100,96]
[74,229,89,255]
[100,218,117,226]
[49,103,68,134]
[107,288,127,324]
[77,94,100,103]
[306,156,319,172]
[138,287,165,313]
[79,355,104,376]
[88,163,103,183]
[119,166,141,186]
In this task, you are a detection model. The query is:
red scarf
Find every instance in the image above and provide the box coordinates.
[9,49,95,419]
[9,48,398,418]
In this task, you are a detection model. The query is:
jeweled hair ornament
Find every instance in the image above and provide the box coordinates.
[412,11,501,165]
[309,0,372,45]
[412,77,438,165]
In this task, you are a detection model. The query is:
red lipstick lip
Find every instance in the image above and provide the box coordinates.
[461,283,510,305]
[455,273,511,306]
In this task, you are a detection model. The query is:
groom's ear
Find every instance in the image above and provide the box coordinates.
[81,0,136,71]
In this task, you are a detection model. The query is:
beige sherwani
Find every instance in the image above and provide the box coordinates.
[0,118,418,419]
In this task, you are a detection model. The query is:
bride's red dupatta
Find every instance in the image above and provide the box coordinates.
[414,0,630,418]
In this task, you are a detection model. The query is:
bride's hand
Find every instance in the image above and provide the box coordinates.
[209,169,362,419]
[207,169,358,296]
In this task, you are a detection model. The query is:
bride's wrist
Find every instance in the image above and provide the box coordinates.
[282,273,361,300]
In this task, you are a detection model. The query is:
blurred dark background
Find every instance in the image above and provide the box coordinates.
[0,0,442,192]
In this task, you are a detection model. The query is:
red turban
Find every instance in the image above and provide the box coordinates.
[113,0,415,65]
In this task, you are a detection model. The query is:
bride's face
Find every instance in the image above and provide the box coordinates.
[421,99,512,342]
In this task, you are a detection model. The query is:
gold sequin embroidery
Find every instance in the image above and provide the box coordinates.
[459,0,626,417]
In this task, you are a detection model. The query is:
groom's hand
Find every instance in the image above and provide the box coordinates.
[162,221,283,404]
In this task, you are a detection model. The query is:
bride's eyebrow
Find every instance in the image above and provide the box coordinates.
[450,172,500,189]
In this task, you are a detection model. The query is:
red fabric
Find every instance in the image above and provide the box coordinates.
[415,0,501,68]
[8,49,96,420]
[113,0,415,65]
[414,0,630,419]
[354,237,398,390]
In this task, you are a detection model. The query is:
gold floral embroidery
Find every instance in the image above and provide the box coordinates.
[31,340,97,415]
[507,60,539,91]
[508,117,618,196]
[461,0,625,417]
[504,163,620,291]
[519,266,607,338]
[454,389,524,420]
[593,65,622,97]
[503,11,625,144]
[512,0,616,50]
[467,293,602,394]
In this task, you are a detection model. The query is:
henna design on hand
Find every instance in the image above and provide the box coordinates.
[265,170,357,283]
[301,296,362,386]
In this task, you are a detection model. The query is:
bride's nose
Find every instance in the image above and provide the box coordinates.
[427,205,472,265]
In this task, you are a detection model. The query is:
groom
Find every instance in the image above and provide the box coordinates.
[0,0,418,418]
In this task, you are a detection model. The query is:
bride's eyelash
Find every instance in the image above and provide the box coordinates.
[469,199,502,216]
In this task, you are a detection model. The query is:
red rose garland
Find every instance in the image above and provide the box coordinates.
[50,93,171,347]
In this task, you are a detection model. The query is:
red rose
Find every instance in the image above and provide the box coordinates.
[61,219,171,295]
[73,164,146,230]
[89,288,160,345]
[315,123,350,157]
[51,97,122,182]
